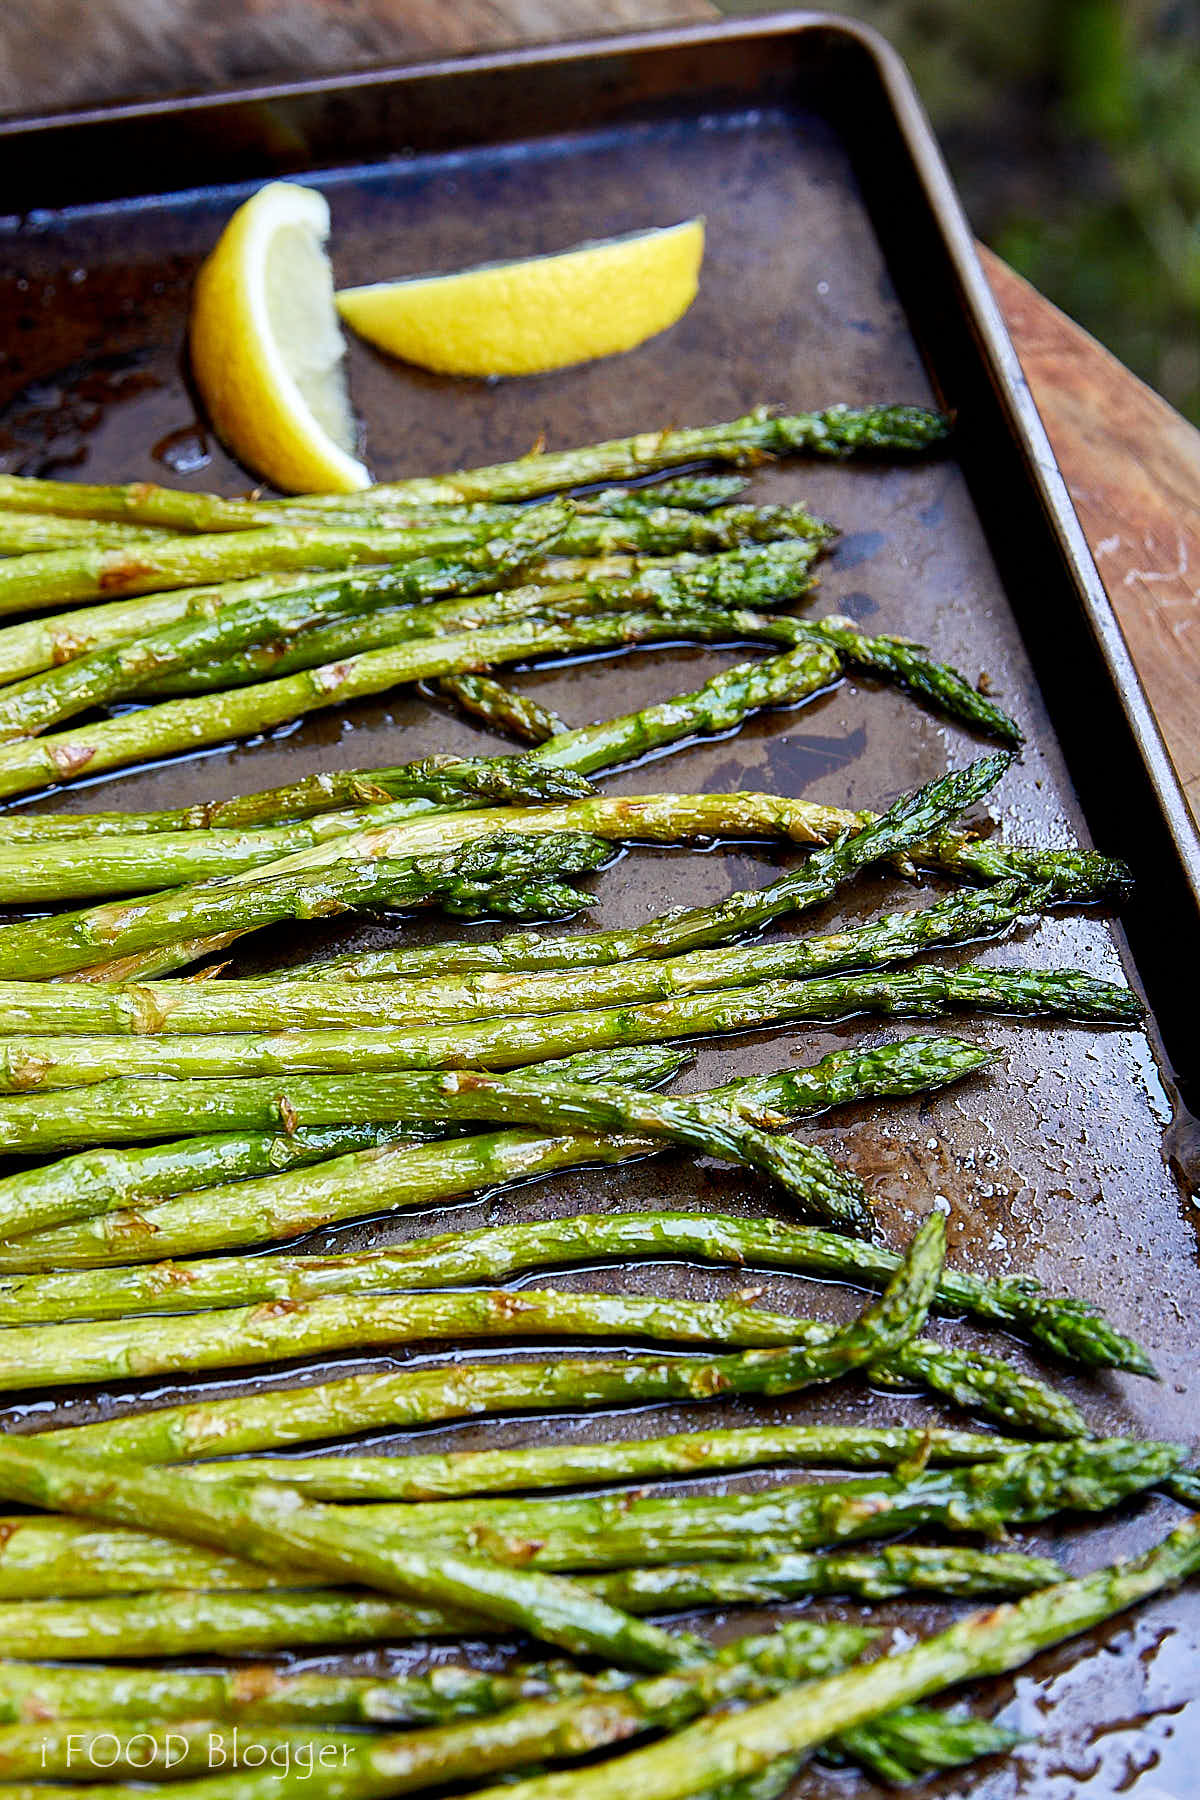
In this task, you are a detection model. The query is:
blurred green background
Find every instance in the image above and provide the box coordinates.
[721,0,1200,424]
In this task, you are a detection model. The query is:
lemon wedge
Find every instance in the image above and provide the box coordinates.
[190,181,369,493]
[336,219,704,378]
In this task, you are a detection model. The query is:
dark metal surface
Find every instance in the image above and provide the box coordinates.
[0,16,1196,1796]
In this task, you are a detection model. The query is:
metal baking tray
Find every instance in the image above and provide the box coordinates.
[0,15,1197,1795]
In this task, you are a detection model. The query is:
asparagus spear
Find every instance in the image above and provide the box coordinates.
[450,1515,1200,1800]
[0,1549,1057,1659]
[0,750,595,845]
[0,515,174,552]
[0,754,1003,976]
[584,1544,1064,1609]
[0,1228,942,1666]
[298,405,954,504]
[295,1441,1184,1572]
[0,603,828,805]
[0,1198,1146,1376]
[0,1043,688,1241]
[0,829,614,981]
[0,1656,634,1726]
[0,1438,1171,1595]
[0,961,1138,1087]
[0,1282,913,1390]
[0,407,947,525]
[164,1425,1045,1502]
[0,471,745,534]
[0,877,1061,1032]
[275,841,1133,988]
[253,754,1009,982]
[142,536,821,696]
[136,579,1018,748]
[432,673,567,743]
[0,1588,462,1657]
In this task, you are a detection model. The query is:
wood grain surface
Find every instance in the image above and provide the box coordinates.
[981,247,1200,823]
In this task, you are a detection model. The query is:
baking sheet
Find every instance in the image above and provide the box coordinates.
[0,17,1196,1796]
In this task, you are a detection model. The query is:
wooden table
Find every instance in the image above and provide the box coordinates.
[7,0,1198,822]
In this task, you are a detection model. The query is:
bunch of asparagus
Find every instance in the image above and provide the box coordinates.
[0,409,1185,1800]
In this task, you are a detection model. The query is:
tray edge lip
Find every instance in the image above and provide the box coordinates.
[0,11,904,137]
[0,6,1194,904]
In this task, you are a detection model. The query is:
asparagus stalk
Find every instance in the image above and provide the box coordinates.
[276,841,1133,987]
[0,1043,688,1241]
[0,515,174,552]
[0,1549,1057,1659]
[0,471,746,534]
[168,1425,1044,1502]
[300,1441,1184,1572]
[0,877,1061,1032]
[0,1282,909,1391]
[0,1054,855,1234]
[0,1197,1146,1376]
[822,1704,1023,1786]
[0,1689,1022,1795]
[0,603,827,804]
[584,1544,1064,1609]
[0,829,614,981]
[450,1515,1200,1800]
[0,961,1138,1087]
[259,753,1009,982]
[0,1656,634,1726]
[297,405,954,504]
[0,1227,942,1667]
[0,754,1002,976]
[432,673,567,743]
[0,1588,462,1657]
[0,1634,867,1785]
[142,537,821,696]
[0,407,947,525]
[0,1036,940,1263]
[271,478,761,529]
[0,1439,1172,1595]
[0,571,332,685]
[0,750,594,844]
